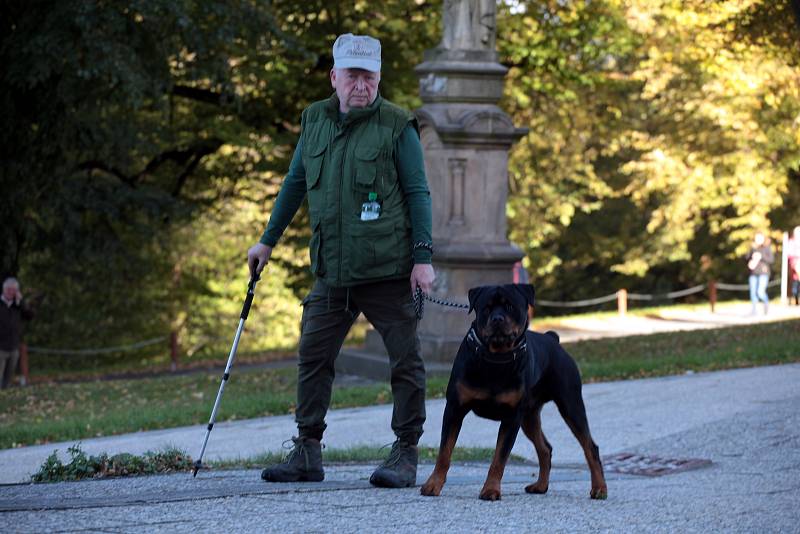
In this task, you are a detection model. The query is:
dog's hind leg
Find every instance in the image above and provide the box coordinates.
[522,402,552,494]
[554,393,608,500]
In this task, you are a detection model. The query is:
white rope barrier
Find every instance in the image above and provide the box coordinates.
[537,293,619,308]
[27,336,168,356]
[716,279,781,292]
[664,284,708,298]
[628,284,707,301]
[537,279,779,307]
[715,283,749,291]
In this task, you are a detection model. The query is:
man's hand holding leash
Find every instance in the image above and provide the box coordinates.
[411,264,435,295]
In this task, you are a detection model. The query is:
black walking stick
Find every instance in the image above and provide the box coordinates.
[192,273,260,477]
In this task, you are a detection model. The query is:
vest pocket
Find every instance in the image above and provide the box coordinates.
[354,146,379,192]
[304,144,326,190]
[347,216,408,280]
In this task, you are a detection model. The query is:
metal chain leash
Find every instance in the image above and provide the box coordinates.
[414,287,469,320]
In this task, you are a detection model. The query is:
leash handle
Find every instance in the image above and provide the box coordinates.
[414,287,424,320]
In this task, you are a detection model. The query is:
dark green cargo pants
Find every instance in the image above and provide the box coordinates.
[295,278,426,444]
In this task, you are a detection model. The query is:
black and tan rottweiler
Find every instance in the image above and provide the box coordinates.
[420,284,607,501]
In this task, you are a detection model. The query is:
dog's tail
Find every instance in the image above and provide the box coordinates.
[545,330,560,343]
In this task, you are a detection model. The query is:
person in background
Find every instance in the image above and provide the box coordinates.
[0,277,34,389]
[788,226,800,306]
[746,232,774,315]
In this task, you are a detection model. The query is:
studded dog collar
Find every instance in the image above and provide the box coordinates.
[466,326,530,365]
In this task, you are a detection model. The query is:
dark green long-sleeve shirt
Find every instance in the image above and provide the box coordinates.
[260,120,433,264]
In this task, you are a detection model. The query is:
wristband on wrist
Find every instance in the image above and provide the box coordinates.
[413,241,433,255]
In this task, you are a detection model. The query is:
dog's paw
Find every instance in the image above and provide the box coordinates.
[525,481,548,494]
[420,478,443,497]
[479,486,502,501]
[590,485,608,500]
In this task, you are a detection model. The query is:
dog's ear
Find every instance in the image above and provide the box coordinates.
[514,283,536,308]
[467,286,485,315]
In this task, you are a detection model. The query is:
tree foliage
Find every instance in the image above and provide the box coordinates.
[500,0,800,299]
[1,0,440,355]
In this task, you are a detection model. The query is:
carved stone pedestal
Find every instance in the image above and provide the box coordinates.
[413,45,526,364]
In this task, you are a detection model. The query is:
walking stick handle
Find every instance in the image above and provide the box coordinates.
[240,273,260,320]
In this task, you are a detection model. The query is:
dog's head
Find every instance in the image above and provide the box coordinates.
[468,284,535,353]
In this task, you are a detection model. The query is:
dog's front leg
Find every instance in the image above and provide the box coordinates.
[479,416,522,501]
[420,401,467,497]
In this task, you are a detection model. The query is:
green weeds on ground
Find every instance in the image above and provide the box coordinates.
[2,319,798,450]
[32,444,191,483]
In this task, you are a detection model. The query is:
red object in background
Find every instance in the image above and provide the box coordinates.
[513,261,529,284]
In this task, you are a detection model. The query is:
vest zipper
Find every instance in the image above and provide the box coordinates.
[337,126,352,286]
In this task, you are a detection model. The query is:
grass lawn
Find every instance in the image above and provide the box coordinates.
[1,318,798,450]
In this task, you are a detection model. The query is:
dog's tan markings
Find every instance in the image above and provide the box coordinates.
[479,427,509,501]
[456,382,490,404]
[420,427,460,497]
[523,407,551,494]
[562,417,608,500]
[494,388,524,408]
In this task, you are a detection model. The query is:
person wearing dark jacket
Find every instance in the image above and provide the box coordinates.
[746,232,774,315]
[1,277,33,389]
[246,34,434,488]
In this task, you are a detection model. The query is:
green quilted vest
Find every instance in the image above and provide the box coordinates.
[301,93,417,287]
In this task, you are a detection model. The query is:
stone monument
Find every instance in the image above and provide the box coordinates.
[414,0,527,363]
[337,0,526,378]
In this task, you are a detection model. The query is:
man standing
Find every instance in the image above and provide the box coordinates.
[1,277,33,389]
[247,34,435,488]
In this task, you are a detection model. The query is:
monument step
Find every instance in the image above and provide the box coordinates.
[336,348,452,382]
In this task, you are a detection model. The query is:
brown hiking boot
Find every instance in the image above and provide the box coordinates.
[369,439,418,488]
[261,437,324,482]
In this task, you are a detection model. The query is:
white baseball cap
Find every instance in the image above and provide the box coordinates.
[333,33,381,72]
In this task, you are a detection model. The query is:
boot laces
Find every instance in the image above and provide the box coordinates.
[281,437,318,469]
[379,440,410,468]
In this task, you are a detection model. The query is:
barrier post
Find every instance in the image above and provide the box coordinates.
[781,231,789,305]
[709,280,717,313]
[617,289,627,316]
[170,331,179,372]
[19,342,29,386]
